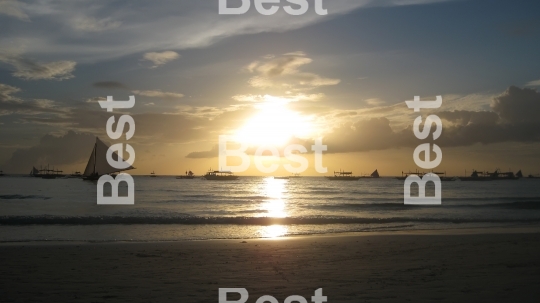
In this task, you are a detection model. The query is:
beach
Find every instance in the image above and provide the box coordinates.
[1,228,540,303]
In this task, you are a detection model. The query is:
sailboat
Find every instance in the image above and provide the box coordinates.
[360,169,380,178]
[83,137,135,181]
[30,166,41,177]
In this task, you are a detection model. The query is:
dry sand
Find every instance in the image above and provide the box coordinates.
[1,228,540,303]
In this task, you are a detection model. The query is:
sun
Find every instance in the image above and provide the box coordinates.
[234,95,313,146]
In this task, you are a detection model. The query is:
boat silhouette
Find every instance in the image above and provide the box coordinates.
[177,170,196,179]
[203,170,238,181]
[326,170,361,181]
[83,137,135,181]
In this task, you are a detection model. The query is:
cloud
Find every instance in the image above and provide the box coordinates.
[0,83,21,102]
[0,0,29,21]
[132,90,184,101]
[143,51,180,68]
[93,81,128,90]
[71,17,121,32]
[0,53,76,80]
[246,52,340,91]
[186,145,219,159]
[0,0,459,63]
[232,93,324,103]
[365,98,385,106]
[525,79,540,87]
[3,131,96,173]
[491,86,540,123]
[0,83,67,116]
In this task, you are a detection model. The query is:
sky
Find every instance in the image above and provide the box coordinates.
[1,0,540,176]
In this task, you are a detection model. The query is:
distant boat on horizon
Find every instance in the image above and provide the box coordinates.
[459,169,522,181]
[359,169,380,178]
[83,137,135,181]
[203,170,239,181]
[289,173,301,178]
[177,170,196,179]
[327,170,361,181]
[0,170,4,177]
[396,170,424,181]
[274,176,290,180]
[150,171,157,178]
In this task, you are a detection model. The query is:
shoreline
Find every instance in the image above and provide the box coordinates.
[2,224,540,246]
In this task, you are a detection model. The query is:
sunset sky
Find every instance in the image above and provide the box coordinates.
[1,0,540,176]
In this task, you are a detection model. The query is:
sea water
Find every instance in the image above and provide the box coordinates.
[1,175,539,242]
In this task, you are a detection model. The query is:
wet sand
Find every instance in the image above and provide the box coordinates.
[1,228,540,303]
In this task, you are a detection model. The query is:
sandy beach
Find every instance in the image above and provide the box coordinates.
[1,228,540,303]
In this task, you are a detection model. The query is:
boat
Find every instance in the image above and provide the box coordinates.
[274,176,290,180]
[203,170,239,181]
[459,170,493,181]
[39,165,65,179]
[150,171,157,178]
[459,169,522,181]
[30,166,41,177]
[360,169,380,178]
[289,173,301,178]
[528,174,540,179]
[177,170,196,179]
[326,170,361,181]
[0,170,4,177]
[83,137,135,181]
[495,169,521,180]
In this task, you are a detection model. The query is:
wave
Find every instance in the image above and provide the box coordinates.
[316,200,540,210]
[1,215,540,225]
[0,195,51,200]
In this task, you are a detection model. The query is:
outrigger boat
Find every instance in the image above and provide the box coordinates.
[83,137,135,181]
[326,170,361,181]
[459,169,522,181]
[40,165,65,179]
[203,170,239,181]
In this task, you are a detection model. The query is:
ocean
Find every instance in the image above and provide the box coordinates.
[1,175,539,242]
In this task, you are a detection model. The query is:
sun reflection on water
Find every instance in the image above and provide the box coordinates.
[259,225,288,238]
[258,178,290,238]
[261,177,288,218]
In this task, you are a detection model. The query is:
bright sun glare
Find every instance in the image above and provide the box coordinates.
[234,96,313,146]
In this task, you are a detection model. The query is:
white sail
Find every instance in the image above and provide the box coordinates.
[83,137,134,176]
